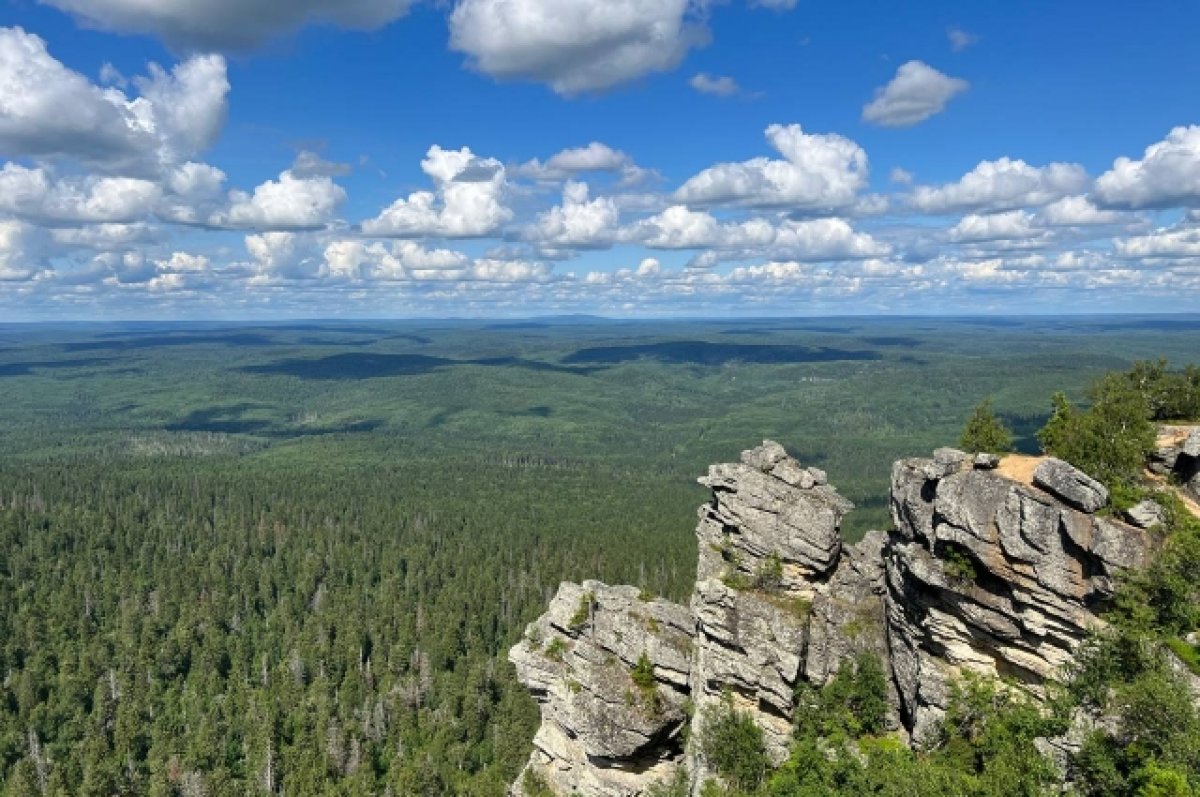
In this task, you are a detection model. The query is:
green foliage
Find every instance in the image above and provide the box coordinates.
[644,768,690,797]
[959,398,1014,454]
[1109,492,1200,637]
[700,699,769,792]
[1036,391,1077,456]
[1071,663,1200,797]
[569,592,597,631]
[766,671,1061,797]
[1066,483,1200,797]
[794,652,890,740]
[1037,374,1156,488]
[1165,637,1200,676]
[753,553,784,592]
[1135,762,1195,797]
[1125,358,1200,421]
[544,637,567,663]
[522,767,557,797]
[631,652,657,691]
[941,544,978,587]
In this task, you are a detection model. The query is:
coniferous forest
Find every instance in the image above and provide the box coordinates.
[1,316,1199,795]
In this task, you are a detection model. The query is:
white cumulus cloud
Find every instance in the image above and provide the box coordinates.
[529,181,620,248]
[1114,224,1200,259]
[0,27,228,173]
[674,123,868,210]
[514,142,644,183]
[1094,126,1200,209]
[212,170,347,230]
[949,210,1037,243]
[862,61,968,128]
[448,0,708,95]
[362,145,512,238]
[910,157,1090,214]
[39,0,414,51]
[1036,196,1123,226]
[624,205,887,261]
[0,163,162,223]
[689,73,740,97]
[0,219,48,281]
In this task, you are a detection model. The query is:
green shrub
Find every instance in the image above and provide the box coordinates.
[521,768,556,797]
[942,544,977,587]
[631,651,656,690]
[753,553,784,592]
[960,398,1014,454]
[544,637,566,662]
[569,592,596,631]
[794,652,890,740]
[644,768,689,797]
[1037,375,1155,489]
[1125,358,1200,421]
[700,699,769,792]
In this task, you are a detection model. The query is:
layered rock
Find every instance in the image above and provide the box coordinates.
[509,441,1162,794]
[690,441,857,766]
[1151,426,1200,503]
[509,581,694,797]
[886,449,1156,740]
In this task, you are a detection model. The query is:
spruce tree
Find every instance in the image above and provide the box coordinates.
[959,398,1014,454]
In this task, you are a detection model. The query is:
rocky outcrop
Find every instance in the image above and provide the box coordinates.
[509,581,694,797]
[509,441,1161,795]
[1151,426,1200,503]
[1033,457,1109,512]
[886,449,1156,740]
[690,441,857,767]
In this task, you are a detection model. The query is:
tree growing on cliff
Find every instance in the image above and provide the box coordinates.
[700,699,768,792]
[1125,358,1200,421]
[1037,374,1156,488]
[959,398,1014,454]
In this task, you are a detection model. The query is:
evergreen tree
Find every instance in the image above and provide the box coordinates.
[1039,374,1155,488]
[959,398,1014,454]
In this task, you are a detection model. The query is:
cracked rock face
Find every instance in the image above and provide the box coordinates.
[886,450,1157,741]
[509,441,872,795]
[690,441,856,768]
[509,581,694,797]
[509,441,1162,795]
[1151,427,1200,503]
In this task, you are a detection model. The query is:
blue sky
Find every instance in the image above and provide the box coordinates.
[2,0,1200,319]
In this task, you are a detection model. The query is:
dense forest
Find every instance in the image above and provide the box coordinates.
[1,317,1198,794]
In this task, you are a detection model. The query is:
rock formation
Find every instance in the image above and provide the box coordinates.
[509,441,1161,796]
[508,581,695,796]
[1152,426,1200,503]
[886,448,1155,740]
[689,440,859,767]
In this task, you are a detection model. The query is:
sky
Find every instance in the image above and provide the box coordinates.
[2,1,1200,319]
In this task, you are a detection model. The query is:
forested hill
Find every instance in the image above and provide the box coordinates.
[0,317,1198,794]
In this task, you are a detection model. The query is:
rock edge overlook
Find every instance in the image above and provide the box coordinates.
[509,441,1163,796]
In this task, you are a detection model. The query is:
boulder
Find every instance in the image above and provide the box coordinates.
[690,441,856,771]
[882,452,1154,739]
[1032,458,1108,512]
[973,452,1001,470]
[1125,499,1165,529]
[1183,428,1200,458]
